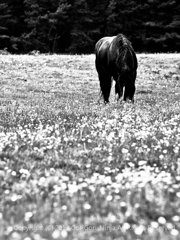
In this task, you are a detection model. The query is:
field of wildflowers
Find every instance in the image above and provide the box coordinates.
[0,53,180,240]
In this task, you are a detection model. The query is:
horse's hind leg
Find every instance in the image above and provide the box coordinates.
[98,71,112,103]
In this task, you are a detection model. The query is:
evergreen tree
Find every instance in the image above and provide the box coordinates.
[22,0,71,53]
[68,0,94,53]
[0,0,180,53]
[0,0,25,52]
[0,1,11,50]
[144,0,180,52]
[22,0,52,52]
[105,0,120,35]
[50,0,71,53]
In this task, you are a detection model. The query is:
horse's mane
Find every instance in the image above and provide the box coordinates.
[115,34,131,48]
[113,34,134,72]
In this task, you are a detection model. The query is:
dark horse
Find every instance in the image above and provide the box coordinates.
[95,34,138,103]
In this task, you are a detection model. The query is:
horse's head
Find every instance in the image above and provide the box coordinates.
[123,70,136,102]
[116,70,136,102]
[114,35,137,103]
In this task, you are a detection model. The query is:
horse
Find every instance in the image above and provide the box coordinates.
[95,34,138,103]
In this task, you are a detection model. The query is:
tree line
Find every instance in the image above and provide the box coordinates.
[0,0,180,54]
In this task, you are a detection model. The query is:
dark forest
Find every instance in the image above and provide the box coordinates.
[0,0,180,53]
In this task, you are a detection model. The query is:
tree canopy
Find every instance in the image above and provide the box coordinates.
[0,0,179,53]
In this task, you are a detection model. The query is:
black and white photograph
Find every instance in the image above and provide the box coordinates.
[0,0,180,240]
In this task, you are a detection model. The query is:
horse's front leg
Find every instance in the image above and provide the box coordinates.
[124,71,136,102]
[115,77,123,101]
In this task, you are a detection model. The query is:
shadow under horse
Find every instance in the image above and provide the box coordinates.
[95,34,138,103]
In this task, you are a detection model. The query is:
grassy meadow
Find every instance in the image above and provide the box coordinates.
[0,53,180,240]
